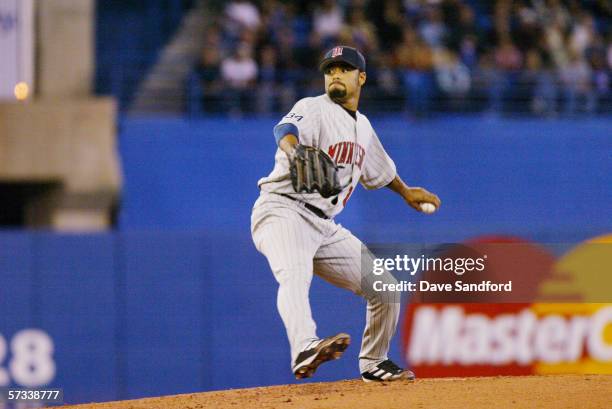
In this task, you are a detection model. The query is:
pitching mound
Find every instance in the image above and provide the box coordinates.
[55,375,611,409]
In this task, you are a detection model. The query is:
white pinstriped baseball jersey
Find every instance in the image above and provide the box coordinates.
[258,93,397,218]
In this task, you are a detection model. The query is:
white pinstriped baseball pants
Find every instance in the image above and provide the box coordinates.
[251,192,400,373]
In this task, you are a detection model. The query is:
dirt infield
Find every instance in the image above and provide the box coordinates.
[55,375,611,409]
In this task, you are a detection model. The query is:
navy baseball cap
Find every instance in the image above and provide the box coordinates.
[319,46,366,72]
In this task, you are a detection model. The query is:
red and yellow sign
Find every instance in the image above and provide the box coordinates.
[401,234,612,376]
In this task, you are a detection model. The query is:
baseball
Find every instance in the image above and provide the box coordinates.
[420,203,436,214]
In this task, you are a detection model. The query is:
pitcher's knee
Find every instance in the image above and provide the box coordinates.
[362,276,402,305]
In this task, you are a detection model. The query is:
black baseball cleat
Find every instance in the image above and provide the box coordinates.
[361,359,416,382]
[292,333,351,379]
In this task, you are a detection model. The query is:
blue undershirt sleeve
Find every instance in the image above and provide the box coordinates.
[273,123,300,146]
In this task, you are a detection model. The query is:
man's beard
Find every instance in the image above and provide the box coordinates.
[328,86,347,102]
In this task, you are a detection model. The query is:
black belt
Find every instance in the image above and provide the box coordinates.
[277,193,330,219]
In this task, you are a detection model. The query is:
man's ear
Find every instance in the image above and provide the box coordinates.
[359,71,366,86]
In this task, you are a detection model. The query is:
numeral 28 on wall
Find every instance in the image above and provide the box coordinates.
[0,330,55,388]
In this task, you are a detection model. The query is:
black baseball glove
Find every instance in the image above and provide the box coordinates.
[289,144,342,198]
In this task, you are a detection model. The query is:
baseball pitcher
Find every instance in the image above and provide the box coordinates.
[251,46,441,382]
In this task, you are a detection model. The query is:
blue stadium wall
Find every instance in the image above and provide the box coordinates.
[1,117,611,404]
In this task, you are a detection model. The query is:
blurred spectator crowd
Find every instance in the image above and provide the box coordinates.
[191,0,612,116]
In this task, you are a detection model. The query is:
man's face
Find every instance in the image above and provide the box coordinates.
[323,63,366,103]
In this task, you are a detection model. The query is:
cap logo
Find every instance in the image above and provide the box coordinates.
[331,46,343,57]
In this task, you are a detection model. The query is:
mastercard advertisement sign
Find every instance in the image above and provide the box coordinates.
[401,234,612,376]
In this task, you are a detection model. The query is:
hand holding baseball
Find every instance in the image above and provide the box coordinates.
[402,187,441,214]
